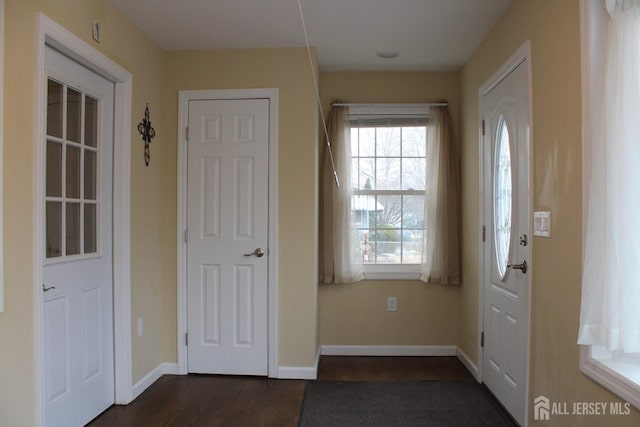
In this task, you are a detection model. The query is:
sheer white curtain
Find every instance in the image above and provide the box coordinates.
[319,106,363,284]
[420,106,461,285]
[578,0,640,352]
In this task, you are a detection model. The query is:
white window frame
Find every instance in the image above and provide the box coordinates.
[579,0,640,409]
[348,104,430,281]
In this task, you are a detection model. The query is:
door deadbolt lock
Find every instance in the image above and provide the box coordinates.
[519,234,528,247]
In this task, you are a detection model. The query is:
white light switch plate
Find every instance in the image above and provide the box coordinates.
[534,211,551,238]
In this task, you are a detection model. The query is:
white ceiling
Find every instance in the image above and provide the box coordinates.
[109,0,512,71]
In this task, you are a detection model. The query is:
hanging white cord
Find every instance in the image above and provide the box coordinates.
[297,0,340,188]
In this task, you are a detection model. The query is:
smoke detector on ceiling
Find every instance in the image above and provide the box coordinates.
[376,51,400,59]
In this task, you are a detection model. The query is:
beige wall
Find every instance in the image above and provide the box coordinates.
[4,0,639,425]
[0,0,170,425]
[460,0,640,425]
[318,72,460,347]
[165,48,320,367]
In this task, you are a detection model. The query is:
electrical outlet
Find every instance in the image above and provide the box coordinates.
[137,318,143,337]
[387,296,397,312]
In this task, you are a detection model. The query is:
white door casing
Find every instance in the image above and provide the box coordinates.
[186,98,270,375]
[43,46,114,427]
[480,42,532,426]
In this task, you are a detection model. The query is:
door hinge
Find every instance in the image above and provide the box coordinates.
[184,229,188,243]
[185,332,188,346]
[185,126,189,142]
[481,119,486,136]
[482,225,486,242]
[481,331,484,348]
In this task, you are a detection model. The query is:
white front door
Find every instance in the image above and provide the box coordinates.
[43,46,114,427]
[481,52,531,426]
[187,98,269,375]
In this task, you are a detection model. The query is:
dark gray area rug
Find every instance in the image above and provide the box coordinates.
[298,381,516,427]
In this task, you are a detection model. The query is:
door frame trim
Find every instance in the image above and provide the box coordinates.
[177,89,279,377]
[477,40,533,426]
[34,14,133,426]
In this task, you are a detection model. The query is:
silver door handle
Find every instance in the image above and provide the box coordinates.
[43,284,56,292]
[507,260,527,274]
[244,248,265,258]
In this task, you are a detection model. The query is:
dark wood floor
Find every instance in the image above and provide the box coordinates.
[88,356,494,426]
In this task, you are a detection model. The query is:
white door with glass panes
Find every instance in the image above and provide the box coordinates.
[43,46,114,427]
[187,98,269,375]
[481,53,531,426]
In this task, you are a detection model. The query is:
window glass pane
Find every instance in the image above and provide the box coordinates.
[402,157,426,190]
[403,195,424,229]
[373,241,400,264]
[84,150,97,200]
[376,157,400,190]
[403,230,423,264]
[84,203,97,254]
[85,96,98,147]
[359,127,376,157]
[350,128,358,157]
[46,140,63,197]
[353,195,379,229]
[402,127,426,157]
[66,145,81,199]
[66,203,80,256]
[402,196,424,264]
[375,195,402,228]
[371,195,402,263]
[494,118,512,279]
[46,202,62,258]
[66,88,82,143]
[358,158,375,190]
[376,127,400,157]
[353,194,376,264]
[47,80,63,138]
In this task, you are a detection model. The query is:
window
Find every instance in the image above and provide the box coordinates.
[320,102,459,284]
[45,78,100,260]
[578,0,640,409]
[493,117,512,279]
[349,106,428,279]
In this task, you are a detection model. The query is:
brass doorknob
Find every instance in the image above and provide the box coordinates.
[507,260,527,274]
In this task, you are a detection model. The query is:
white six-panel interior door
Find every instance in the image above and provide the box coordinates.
[481,45,532,426]
[186,98,270,375]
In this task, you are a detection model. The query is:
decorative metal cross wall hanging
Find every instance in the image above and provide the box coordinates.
[137,103,156,166]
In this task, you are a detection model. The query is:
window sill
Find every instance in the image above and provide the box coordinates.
[580,345,640,409]
[363,264,421,281]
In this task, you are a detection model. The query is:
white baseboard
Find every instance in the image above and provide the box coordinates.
[132,362,178,400]
[277,365,317,380]
[456,347,480,381]
[277,347,320,380]
[320,345,457,357]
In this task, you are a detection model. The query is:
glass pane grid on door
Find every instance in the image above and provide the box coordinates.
[45,78,99,260]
